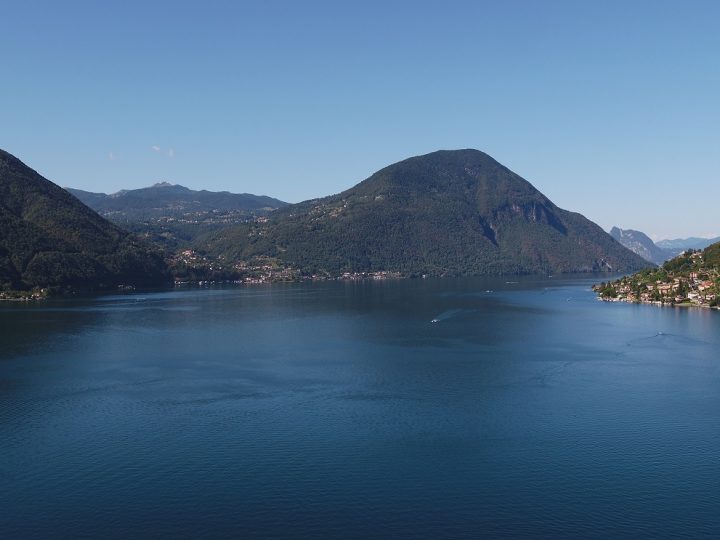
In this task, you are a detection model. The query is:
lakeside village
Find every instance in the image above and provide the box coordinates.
[0,250,400,301]
[171,249,401,286]
[593,249,720,309]
[0,288,49,301]
[8,247,720,302]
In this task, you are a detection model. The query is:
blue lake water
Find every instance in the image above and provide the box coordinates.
[1,276,719,538]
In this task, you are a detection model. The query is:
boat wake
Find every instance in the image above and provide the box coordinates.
[627,331,710,348]
[430,309,465,323]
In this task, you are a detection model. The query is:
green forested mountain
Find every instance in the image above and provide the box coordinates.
[65,183,288,253]
[67,183,287,221]
[0,150,168,291]
[197,149,649,276]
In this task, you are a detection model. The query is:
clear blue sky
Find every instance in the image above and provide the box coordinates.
[2,0,718,240]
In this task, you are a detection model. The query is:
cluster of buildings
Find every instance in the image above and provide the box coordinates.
[149,209,255,226]
[603,277,715,306]
[0,288,48,301]
[595,251,718,308]
[338,271,402,281]
[171,249,404,287]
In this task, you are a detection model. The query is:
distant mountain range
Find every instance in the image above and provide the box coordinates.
[610,227,720,265]
[0,150,168,292]
[64,184,288,252]
[67,183,287,221]
[198,149,649,276]
[656,236,720,252]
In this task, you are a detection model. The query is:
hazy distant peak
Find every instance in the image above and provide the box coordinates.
[610,226,654,243]
[656,236,720,251]
[610,226,669,265]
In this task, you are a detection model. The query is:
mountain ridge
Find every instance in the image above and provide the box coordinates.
[66,183,287,219]
[611,225,720,263]
[656,236,720,252]
[197,149,649,276]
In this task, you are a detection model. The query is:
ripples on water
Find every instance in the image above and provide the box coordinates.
[1,277,719,538]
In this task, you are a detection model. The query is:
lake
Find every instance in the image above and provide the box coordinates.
[1,276,719,538]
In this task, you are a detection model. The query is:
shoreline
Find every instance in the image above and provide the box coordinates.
[598,296,720,310]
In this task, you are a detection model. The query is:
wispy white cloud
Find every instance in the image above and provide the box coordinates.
[150,144,175,158]
[108,151,116,161]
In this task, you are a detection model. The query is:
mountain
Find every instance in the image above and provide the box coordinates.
[610,227,668,265]
[198,149,649,276]
[656,236,720,256]
[66,184,288,252]
[67,183,287,221]
[0,150,168,292]
[610,228,720,263]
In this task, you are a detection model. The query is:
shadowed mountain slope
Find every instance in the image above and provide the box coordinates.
[0,150,168,291]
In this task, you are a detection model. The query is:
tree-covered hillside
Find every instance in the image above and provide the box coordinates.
[0,150,169,292]
[196,150,649,276]
[65,183,288,253]
[67,183,287,220]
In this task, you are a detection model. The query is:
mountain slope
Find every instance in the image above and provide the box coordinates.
[199,149,649,276]
[67,183,287,220]
[610,226,668,265]
[66,184,288,252]
[0,150,168,291]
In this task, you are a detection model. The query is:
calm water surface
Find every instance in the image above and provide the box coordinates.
[1,276,719,538]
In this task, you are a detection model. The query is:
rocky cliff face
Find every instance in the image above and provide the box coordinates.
[610,227,668,265]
